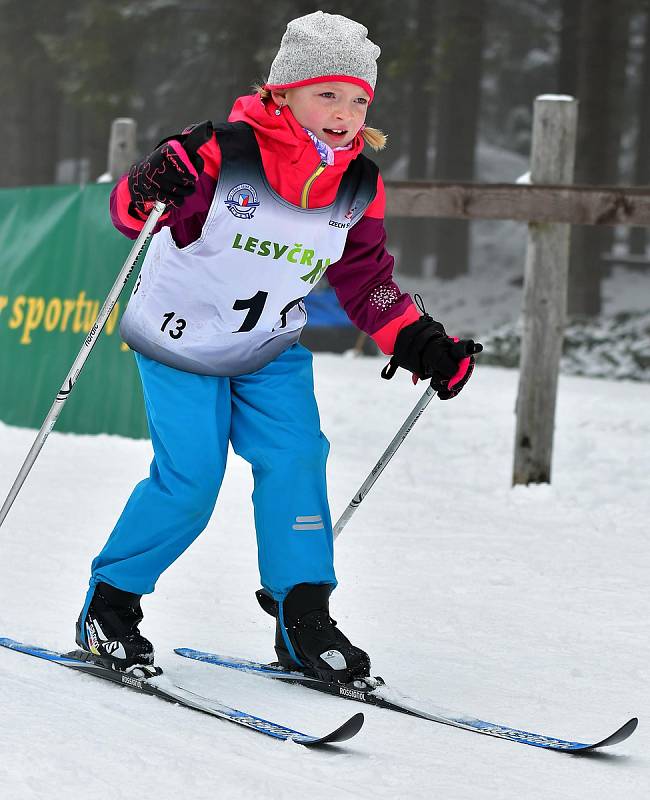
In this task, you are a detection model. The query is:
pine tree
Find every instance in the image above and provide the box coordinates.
[629,2,650,255]
[432,0,486,280]
[569,0,633,317]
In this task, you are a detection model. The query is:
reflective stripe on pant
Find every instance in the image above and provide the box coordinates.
[87,344,336,599]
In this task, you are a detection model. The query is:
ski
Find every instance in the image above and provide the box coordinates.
[0,638,363,747]
[175,647,638,753]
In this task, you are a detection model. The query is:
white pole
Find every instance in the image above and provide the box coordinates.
[334,384,437,539]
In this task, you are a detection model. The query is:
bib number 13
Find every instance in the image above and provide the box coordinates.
[161,312,186,339]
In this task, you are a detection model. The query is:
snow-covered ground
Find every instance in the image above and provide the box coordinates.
[0,356,648,799]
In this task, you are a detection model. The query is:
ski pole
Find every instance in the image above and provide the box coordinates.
[0,201,166,529]
[333,381,437,539]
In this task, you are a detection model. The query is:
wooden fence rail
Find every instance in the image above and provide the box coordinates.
[384,181,650,227]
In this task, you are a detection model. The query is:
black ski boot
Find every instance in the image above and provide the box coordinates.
[76,581,155,671]
[257,583,371,683]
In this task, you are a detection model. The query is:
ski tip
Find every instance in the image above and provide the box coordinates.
[571,717,639,753]
[600,716,638,747]
[299,712,365,748]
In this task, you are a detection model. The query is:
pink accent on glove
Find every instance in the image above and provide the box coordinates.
[165,140,199,181]
[448,336,471,390]
[411,338,471,388]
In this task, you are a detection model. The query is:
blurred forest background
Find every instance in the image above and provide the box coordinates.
[1,0,649,352]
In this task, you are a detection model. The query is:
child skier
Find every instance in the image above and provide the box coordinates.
[76,11,481,683]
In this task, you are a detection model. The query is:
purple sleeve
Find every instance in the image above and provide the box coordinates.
[109,171,217,248]
[326,216,418,352]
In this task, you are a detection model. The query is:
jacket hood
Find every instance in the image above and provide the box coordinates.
[227,93,366,168]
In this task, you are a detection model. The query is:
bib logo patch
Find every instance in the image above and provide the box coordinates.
[329,203,356,229]
[225,183,260,219]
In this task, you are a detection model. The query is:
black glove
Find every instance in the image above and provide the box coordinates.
[127,120,213,216]
[382,315,483,399]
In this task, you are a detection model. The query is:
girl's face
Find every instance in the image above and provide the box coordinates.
[274,82,370,149]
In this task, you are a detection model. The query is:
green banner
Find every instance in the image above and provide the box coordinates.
[0,183,149,438]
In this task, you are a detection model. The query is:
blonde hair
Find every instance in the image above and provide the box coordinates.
[253,85,387,151]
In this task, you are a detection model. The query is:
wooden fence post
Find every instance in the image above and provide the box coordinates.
[513,95,579,485]
[107,118,137,180]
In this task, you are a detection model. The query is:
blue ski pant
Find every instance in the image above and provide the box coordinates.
[85,345,337,603]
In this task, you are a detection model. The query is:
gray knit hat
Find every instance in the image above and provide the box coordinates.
[266,11,380,100]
